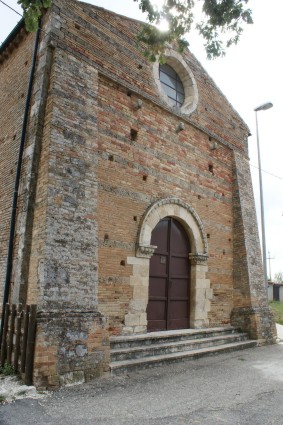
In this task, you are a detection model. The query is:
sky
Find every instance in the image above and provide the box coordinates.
[1,0,282,279]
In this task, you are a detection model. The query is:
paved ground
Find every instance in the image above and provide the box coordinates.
[277,323,283,340]
[1,336,283,425]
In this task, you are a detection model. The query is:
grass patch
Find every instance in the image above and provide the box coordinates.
[0,395,7,403]
[269,301,283,325]
[0,362,14,376]
[16,390,27,396]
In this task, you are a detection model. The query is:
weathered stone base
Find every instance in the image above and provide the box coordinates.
[33,310,110,389]
[231,306,277,344]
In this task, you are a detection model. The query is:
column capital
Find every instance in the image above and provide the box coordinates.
[136,244,157,259]
[189,253,208,265]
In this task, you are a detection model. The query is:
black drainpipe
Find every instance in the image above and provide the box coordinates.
[0,24,41,345]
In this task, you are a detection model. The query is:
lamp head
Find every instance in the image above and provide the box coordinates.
[254,102,273,112]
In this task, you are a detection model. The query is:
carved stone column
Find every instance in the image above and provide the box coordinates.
[123,244,157,334]
[189,253,211,328]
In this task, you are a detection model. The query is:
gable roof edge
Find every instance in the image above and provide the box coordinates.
[0,18,25,55]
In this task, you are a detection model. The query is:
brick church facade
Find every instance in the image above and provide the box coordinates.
[0,0,275,387]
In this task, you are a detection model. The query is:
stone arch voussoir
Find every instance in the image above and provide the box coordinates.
[136,198,208,258]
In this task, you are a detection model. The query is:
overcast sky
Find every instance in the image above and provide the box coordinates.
[1,0,282,279]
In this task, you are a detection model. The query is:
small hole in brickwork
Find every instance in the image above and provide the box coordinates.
[222,193,225,197]
[143,175,147,181]
[223,249,226,255]
[108,154,114,161]
[229,238,231,242]
[207,234,210,238]
[127,90,132,97]
[198,195,201,200]
[133,216,137,221]
[120,260,126,266]
[208,163,214,174]
[138,64,143,69]
[13,134,16,140]
[75,24,81,30]
[10,169,13,174]
[209,136,212,141]
[24,60,28,66]
[104,234,109,240]
[130,128,138,141]
[205,107,208,111]
[21,93,24,99]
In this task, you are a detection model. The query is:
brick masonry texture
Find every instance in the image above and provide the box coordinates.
[0,0,276,387]
[0,30,35,309]
[29,47,99,312]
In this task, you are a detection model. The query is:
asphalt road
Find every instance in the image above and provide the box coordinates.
[1,343,283,425]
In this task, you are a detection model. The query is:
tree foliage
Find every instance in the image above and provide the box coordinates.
[18,0,52,31]
[18,0,253,60]
[274,272,283,284]
[135,0,253,60]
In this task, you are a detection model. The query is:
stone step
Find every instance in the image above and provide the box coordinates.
[110,340,257,375]
[110,327,239,350]
[110,333,249,362]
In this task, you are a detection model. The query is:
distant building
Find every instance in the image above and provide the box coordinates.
[268,281,283,301]
[0,0,276,387]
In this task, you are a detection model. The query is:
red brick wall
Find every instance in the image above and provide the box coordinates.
[96,75,234,331]
[53,0,249,151]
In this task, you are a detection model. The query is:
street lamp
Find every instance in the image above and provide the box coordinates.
[254,102,273,301]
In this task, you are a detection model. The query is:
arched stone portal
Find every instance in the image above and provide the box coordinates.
[124,198,212,334]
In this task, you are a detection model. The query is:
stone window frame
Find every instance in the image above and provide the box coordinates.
[153,49,198,115]
[124,198,211,335]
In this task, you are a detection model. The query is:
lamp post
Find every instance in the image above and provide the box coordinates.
[254,102,273,301]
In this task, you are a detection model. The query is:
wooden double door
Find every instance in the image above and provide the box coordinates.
[147,217,191,332]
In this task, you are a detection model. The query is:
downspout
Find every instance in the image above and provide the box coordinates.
[0,24,41,345]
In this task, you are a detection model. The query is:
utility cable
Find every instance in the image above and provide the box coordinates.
[0,0,49,43]
[0,0,22,17]
[250,163,283,181]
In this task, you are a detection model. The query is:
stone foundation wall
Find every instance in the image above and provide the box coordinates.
[34,311,109,388]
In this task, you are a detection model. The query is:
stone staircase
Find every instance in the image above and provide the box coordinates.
[110,327,257,375]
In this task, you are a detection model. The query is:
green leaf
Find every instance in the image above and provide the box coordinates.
[17,0,52,31]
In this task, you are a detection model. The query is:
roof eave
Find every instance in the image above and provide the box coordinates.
[0,18,25,56]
